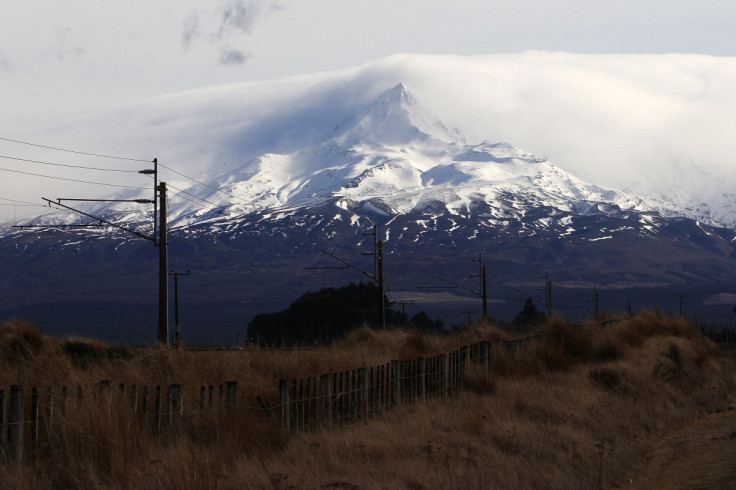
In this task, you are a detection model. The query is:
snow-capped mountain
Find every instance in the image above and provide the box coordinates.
[38,83,665,231]
[2,83,736,344]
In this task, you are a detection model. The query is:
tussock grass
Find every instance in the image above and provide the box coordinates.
[1,312,735,489]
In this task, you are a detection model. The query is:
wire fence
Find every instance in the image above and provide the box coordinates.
[0,380,273,464]
[278,333,544,432]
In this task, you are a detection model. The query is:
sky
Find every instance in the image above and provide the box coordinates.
[2,0,736,222]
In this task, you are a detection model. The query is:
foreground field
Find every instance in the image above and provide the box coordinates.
[1,313,735,489]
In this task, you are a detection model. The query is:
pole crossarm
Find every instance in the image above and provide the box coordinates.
[41,197,153,242]
[56,198,155,204]
[12,223,103,229]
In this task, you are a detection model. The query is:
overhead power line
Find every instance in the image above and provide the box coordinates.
[0,166,148,189]
[0,196,46,207]
[0,154,141,173]
[0,136,150,162]
[167,183,222,208]
[158,162,251,206]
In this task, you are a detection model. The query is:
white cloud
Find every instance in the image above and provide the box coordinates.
[49,52,730,217]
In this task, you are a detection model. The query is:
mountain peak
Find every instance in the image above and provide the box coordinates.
[335,83,463,147]
[375,83,414,107]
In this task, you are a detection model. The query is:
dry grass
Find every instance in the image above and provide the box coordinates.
[1,313,735,489]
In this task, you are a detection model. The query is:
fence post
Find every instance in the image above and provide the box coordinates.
[487,341,493,372]
[200,386,206,413]
[437,354,448,397]
[169,384,183,428]
[30,387,39,456]
[0,388,5,447]
[279,379,290,431]
[45,387,54,437]
[142,386,150,422]
[463,346,471,384]
[369,366,376,414]
[418,358,426,402]
[390,360,401,407]
[296,379,304,430]
[8,385,23,464]
[226,381,238,410]
[320,374,332,427]
[359,368,368,420]
[61,386,68,416]
[154,386,162,434]
[481,341,490,372]
[131,385,138,414]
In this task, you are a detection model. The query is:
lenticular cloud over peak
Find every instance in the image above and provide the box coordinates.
[28,52,736,228]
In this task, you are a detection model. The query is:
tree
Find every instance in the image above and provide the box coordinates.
[513,297,546,329]
[247,282,401,345]
[409,311,444,332]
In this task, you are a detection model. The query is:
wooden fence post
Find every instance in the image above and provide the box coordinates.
[296,379,303,430]
[279,379,290,431]
[390,360,401,407]
[359,368,368,420]
[417,358,426,402]
[0,388,5,447]
[30,387,39,455]
[154,386,162,434]
[438,354,448,397]
[142,386,150,422]
[199,386,206,413]
[463,346,471,384]
[61,386,68,415]
[481,341,490,372]
[320,374,331,426]
[8,385,23,464]
[131,385,138,414]
[226,381,238,410]
[45,387,54,436]
[337,372,344,423]
[169,384,183,428]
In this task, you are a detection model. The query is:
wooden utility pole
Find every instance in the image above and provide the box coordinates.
[377,240,385,329]
[541,272,552,317]
[158,182,169,346]
[472,254,488,320]
[481,264,488,320]
[170,270,191,348]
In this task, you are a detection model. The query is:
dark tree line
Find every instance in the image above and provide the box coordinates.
[247,282,445,345]
[248,282,394,345]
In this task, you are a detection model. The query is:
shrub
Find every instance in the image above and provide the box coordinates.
[594,336,627,362]
[540,318,593,369]
[589,367,621,390]
[463,364,497,395]
[398,329,443,360]
[0,320,44,361]
[63,340,134,368]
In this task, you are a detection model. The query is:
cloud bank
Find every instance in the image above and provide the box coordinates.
[5,52,736,226]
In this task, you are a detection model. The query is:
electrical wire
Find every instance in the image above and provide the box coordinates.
[0,136,151,162]
[0,154,141,173]
[158,161,253,206]
[0,166,148,189]
[167,182,222,208]
[0,196,47,207]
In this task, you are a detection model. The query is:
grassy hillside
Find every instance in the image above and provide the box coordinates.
[1,313,734,489]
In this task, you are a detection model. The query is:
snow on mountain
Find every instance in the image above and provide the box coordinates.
[157,83,662,231]
[5,82,685,236]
